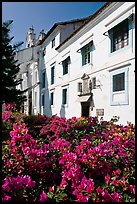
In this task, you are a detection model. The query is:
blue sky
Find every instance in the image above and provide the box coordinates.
[2,2,105,48]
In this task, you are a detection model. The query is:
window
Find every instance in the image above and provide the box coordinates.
[78,82,82,93]
[110,67,129,105]
[62,57,70,75]
[42,94,45,107]
[92,77,96,89]
[62,86,68,106]
[34,92,37,106]
[113,73,125,91]
[81,42,92,66]
[110,19,129,53]
[51,66,55,85]
[50,92,54,106]
[52,38,55,48]
[42,71,45,88]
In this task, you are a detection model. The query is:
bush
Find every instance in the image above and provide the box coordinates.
[2,106,135,202]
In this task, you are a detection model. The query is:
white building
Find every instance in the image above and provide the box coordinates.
[16,2,135,125]
[16,18,89,115]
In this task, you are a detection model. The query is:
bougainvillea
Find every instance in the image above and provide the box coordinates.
[2,105,135,202]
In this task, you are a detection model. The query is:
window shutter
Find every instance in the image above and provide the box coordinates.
[81,47,85,66]
[89,44,92,63]
[42,94,45,107]
[42,72,45,88]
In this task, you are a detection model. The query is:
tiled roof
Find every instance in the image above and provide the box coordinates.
[37,17,88,45]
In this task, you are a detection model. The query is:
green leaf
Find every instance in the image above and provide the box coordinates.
[47,192,54,199]
[111,176,116,180]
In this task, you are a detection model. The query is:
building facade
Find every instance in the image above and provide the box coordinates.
[16,2,135,125]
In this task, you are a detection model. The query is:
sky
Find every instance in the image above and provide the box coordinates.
[2,2,105,49]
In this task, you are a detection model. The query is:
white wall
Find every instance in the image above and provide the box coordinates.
[41,2,135,125]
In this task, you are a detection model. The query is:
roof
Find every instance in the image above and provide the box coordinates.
[37,17,89,45]
[55,2,112,50]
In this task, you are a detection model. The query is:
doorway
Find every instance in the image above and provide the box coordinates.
[81,102,89,117]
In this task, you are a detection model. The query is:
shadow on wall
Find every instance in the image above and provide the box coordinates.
[60,105,66,118]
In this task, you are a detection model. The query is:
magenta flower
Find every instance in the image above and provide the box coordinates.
[96,186,103,195]
[85,179,94,194]
[110,180,119,187]
[39,191,48,202]
[76,193,89,202]
[112,191,123,202]
[2,194,11,201]
[102,189,112,202]
[105,174,110,185]
[129,185,135,195]
[60,177,68,188]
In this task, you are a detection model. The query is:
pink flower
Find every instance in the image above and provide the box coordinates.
[85,179,94,194]
[49,186,54,192]
[60,178,68,188]
[2,180,10,192]
[39,191,48,202]
[115,169,121,175]
[105,174,110,185]
[96,186,103,195]
[4,103,11,110]
[2,194,11,201]
[110,180,119,187]
[112,191,123,202]
[129,185,135,195]
[75,192,89,202]
[23,175,36,188]
[102,189,112,202]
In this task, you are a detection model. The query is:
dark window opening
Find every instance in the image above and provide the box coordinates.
[50,92,54,105]
[42,72,45,88]
[78,82,82,93]
[92,77,96,89]
[62,88,67,105]
[51,66,55,84]
[63,57,70,75]
[113,72,125,92]
[52,38,55,48]
[42,94,45,107]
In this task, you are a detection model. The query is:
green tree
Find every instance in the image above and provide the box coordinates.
[2,20,26,109]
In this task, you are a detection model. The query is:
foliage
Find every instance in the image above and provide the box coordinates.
[2,20,26,107]
[2,105,135,202]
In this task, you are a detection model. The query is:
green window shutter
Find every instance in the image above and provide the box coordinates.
[89,44,92,63]
[81,47,85,66]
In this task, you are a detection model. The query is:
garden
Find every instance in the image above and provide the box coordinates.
[2,103,135,202]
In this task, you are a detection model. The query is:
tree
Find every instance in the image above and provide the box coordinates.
[2,20,26,109]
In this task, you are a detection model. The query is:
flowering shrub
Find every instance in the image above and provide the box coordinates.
[2,103,25,141]
[2,106,135,202]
